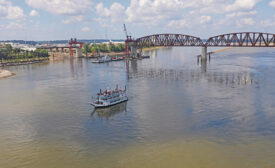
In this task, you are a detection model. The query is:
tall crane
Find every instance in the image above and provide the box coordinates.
[123,24,128,39]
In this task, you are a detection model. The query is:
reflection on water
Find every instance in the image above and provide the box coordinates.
[128,67,256,87]
[0,47,275,168]
[91,102,127,120]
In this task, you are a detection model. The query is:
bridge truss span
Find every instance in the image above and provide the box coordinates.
[135,34,204,48]
[206,32,275,47]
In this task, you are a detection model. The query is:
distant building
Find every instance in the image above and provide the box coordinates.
[7,43,36,51]
[21,46,36,51]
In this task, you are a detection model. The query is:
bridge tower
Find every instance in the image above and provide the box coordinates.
[69,38,83,57]
[123,24,138,58]
[125,37,133,58]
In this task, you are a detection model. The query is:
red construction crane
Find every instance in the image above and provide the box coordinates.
[69,38,83,56]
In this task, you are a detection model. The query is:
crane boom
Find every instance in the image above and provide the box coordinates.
[123,24,128,38]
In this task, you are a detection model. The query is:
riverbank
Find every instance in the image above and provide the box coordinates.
[49,51,125,60]
[0,70,15,79]
[143,46,163,51]
[0,58,49,67]
[91,52,125,58]
[212,47,232,53]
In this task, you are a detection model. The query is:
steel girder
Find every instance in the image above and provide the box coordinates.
[134,32,275,48]
[205,32,275,47]
[135,34,204,48]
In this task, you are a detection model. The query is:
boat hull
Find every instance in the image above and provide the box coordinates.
[92,60,111,63]
[91,97,128,108]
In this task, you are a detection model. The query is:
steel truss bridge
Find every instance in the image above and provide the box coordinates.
[134,32,275,48]
[127,32,275,59]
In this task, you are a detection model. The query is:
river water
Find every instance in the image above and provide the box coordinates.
[0,47,275,168]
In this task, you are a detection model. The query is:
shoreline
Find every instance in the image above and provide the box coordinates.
[142,46,163,51]
[0,58,49,67]
[212,47,232,53]
[0,70,15,79]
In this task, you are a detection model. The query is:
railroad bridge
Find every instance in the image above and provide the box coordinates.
[127,32,275,60]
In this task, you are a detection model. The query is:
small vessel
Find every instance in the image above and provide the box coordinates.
[111,56,124,61]
[142,55,150,59]
[91,86,128,108]
[137,53,150,59]
[92,54,111,63]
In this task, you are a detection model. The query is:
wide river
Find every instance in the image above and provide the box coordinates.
[0,47,275,168]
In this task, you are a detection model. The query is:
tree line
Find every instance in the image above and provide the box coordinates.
[0,44,49,62]
[82,42,125,56]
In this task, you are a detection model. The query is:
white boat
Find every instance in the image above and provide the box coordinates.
[91,86,128,108]
[92,54,111,63]
[91,102,127,119]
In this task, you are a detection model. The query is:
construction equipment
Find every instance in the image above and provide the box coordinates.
[123,24,129,39]
[69,38,83,56]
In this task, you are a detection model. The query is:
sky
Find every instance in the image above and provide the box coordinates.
[0,0,274,40]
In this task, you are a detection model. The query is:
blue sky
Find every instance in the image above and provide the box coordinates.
[0,0,274,40]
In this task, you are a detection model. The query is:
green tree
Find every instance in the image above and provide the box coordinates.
[108,42,116,52]
[118,43,125,51]
[99,44,108,52]
[5,44,12,52]
[34,49,49,58]
[82,43,91,57]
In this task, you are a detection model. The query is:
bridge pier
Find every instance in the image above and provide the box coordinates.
[76,48,82,57]
[130,46,138,58]
[201,46,207,61]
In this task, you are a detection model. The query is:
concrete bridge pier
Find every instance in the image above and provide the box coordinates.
[76,48,82,57]
[130,46,138,58]
[201,46,207,61]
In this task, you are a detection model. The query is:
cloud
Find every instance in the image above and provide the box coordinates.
[233,17,255,27]
[125,0,190,25]
[226,10,257,18]
[260,19,275,27]
[95,2,126,26]
[81,27,90,32]
[91,0,262,31]
[0,1,25,20]
[122,0,261,27]
[242,17,254,25]
[225,0,260,12]
[25,0,93,16]
[6,21,24,29]
[167,19,188,29]
[270,0,275,8]
[217,10,257,27]
[62,15,84,24]
[0,1,26,32]
[29,10,39,16]
[0,0,11,5]
[200,16,212,24]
